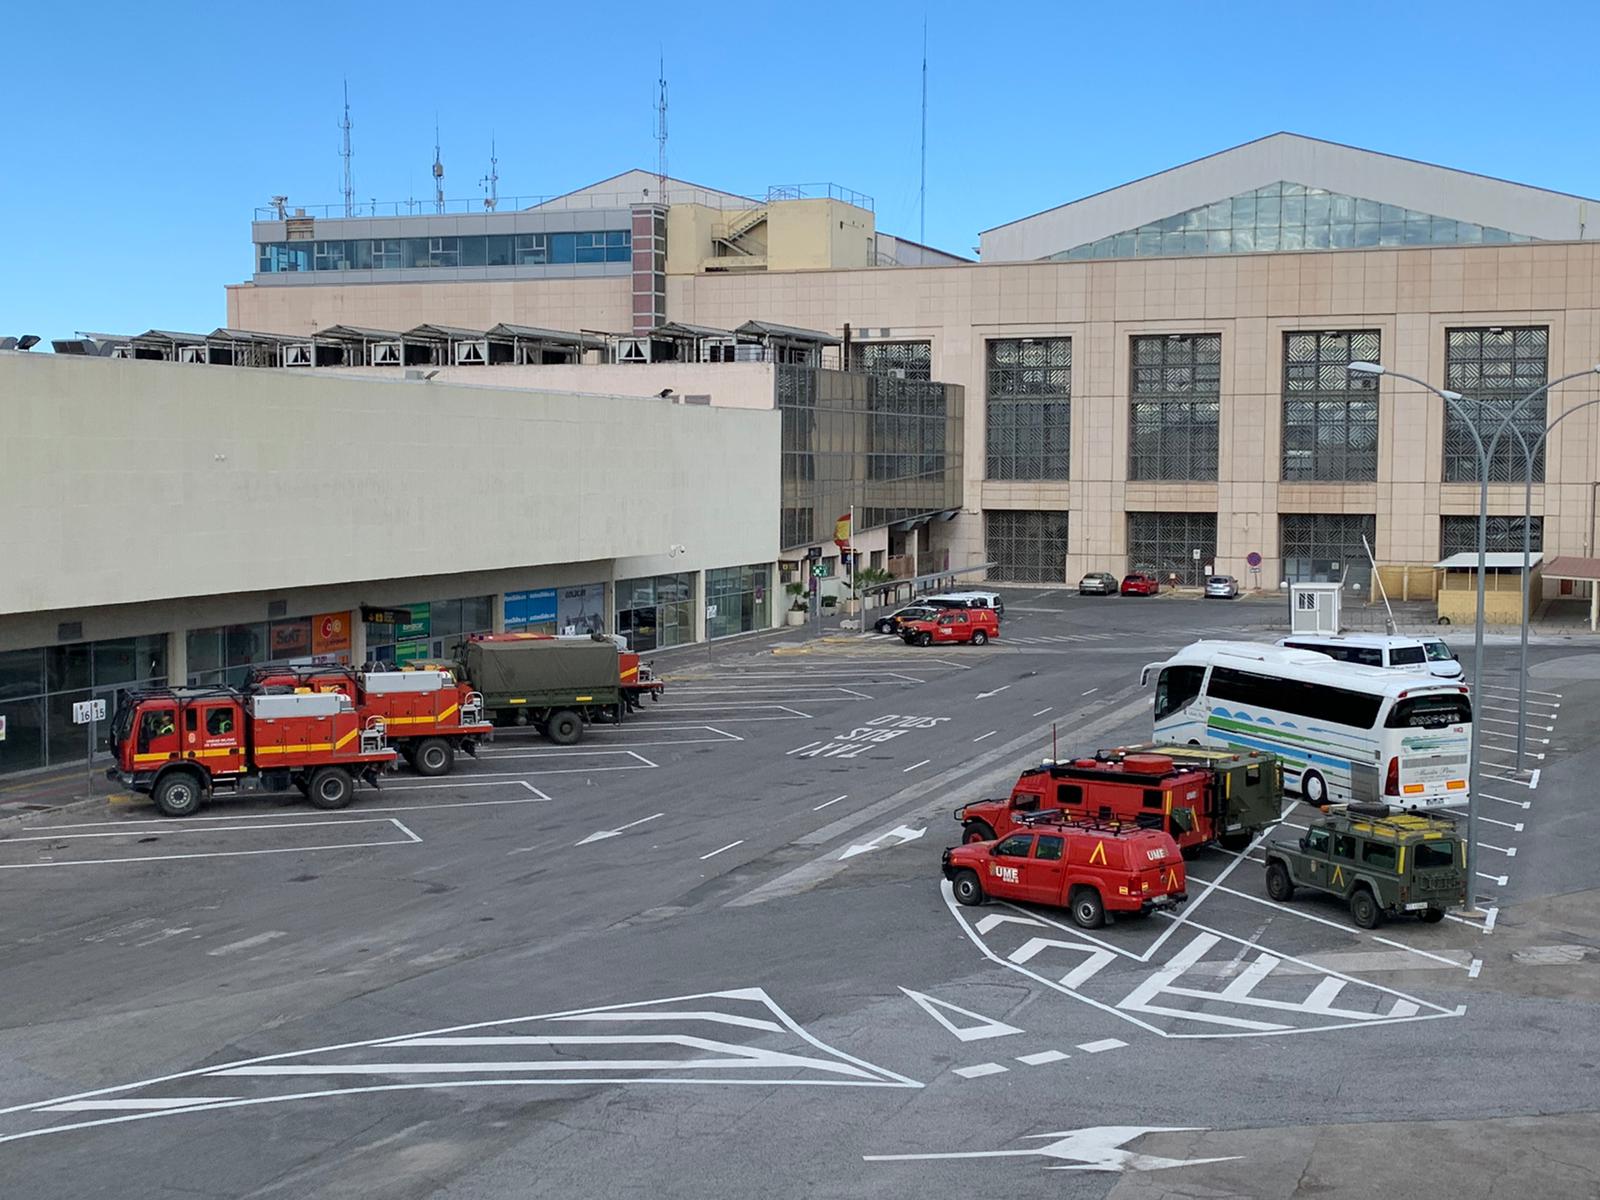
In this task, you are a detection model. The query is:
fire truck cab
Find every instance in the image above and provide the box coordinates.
[108,688,396,816]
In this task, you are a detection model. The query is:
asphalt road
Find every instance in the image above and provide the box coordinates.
[2,591,1598,1199]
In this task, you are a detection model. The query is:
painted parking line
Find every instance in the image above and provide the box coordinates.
[1032,707,1052,717]
[699,840,744,861]
[1476,871,1509,886]
[444,755,658,778]
[973,731,997,743]
[481,728,739,752]
[812,795,848,812]
[0,816,421,871]
[1482,793,1532,810]
[1480,816,1525,831]
[1479,717,1555,732]
[902,759,931,773]
[1478,683,1563,699]
[1477,842,1517,857]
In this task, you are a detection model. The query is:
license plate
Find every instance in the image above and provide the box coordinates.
[1404,901,1428,911]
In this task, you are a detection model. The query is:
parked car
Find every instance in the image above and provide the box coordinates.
[900,608,1000,647]
[1078,572,1118,595]
[874,604,937,635]
[920,590,1005,617]
[1120,573,1161,596]
[1418,636,1464,679]
[1204,575,1240,599]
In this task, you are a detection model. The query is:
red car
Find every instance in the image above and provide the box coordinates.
[1120,572,1161,596]
[900,608,999,647]
[942,818,1186,928]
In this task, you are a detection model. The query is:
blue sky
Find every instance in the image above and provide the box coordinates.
[3,0,1598,340]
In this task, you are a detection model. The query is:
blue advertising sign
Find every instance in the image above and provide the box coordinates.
[505,588,559,628]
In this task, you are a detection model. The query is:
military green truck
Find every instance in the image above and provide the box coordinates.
[1262,804,1466,928]
[459,634,624,745]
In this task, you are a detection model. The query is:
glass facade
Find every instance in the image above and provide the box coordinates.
[1128,512,1218,586]
[0,636,168,777]
[1054,181,1535,261]
[985,510,1069,583]
[985,338,1072,480]
[1130,334,1220,480]
[1282,331,1381,481]
[189,610,357,686]
[1444,327,1549,483]
[778,365,963,551]
[257,231,631,273]
[364,595,495,666]
[616,573,696,652]
[706,564,772,639]
[1281,514,1376,590]
[850,341,932,381]
[1440,515,1543,557]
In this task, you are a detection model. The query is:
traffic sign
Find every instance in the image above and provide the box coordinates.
[1246,551,1263,568]
[812,565,828,578]
[805,546,823,560]
[72,699,106,725]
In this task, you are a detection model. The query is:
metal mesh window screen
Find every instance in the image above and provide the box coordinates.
[1130,335,1220,480]
[1280,514,1376,589]
[1282,331,1380,481]
[985,338,1071,480]
[852,341,932,380]
[1440,515,1543,557]
[985,510,1069,583]
[1127,512,1218,586]
[1444,327,1548,482]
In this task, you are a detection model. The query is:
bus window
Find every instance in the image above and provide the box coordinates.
[1155,665,1205,719]
[1386,695,1472,729]
[1350,648,1383,666]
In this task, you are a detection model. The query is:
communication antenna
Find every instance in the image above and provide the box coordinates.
[655,53,669,202]
[481,136,499,211]
[339,80,355,217]
[432,122,445,214]
[919,18,927,245]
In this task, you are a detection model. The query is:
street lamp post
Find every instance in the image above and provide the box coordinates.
[1346,362,1488,908]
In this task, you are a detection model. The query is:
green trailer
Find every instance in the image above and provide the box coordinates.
[460,636,624,744]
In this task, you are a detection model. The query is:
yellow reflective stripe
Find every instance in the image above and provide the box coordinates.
[1397,846,1405,874]
[336,728,358,750]
[435,703,458,722]
[255,743,335,756]
[193,748,237,759]
[382,716,435,726]
[508,698,525,704]
[132,752,169,764]
[1088,840,1107,866]
[575,695,593,702]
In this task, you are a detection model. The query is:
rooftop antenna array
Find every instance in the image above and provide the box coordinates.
[919,19,927,245]
[340,80,355,217]
[481,137,500,211]
[432,122,445,214]
[655,53,669,203]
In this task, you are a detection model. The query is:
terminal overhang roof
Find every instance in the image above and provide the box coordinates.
[313,325,404,343]
[650,321,735,340]
[405,324,490,342]
[735,320,840,346]
[487,324,609,351]
[1434,552,1545,570]
[131,329,207,347]
[207,327,303,345]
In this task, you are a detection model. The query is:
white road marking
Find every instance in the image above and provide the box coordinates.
[701,726,742,741]
[1476,871,1509,886]
[1015,1049,1069,1066]
[972,731,997,742]
[1478,842,1517,856]
[786,741,822,756]
[1479,717,1554,731]
[41,1097,241,1112]
[1478,683,1562,699]
[1480,817,1525,831]
[1032,707,1053,717]
[1529,768,1541,790]
[899,988,1023,1042]
[207,931,286,957]
[1076,1039,1128,1054]
[1482,793,1532,809]
[840,825,925,860]
[1081,688,1098,696]
[1468,959,1483,979]
[576,813,664,846]
[902,759,931,773]
[975,686,1011,700]
[864,1125,1240,1171]
[699,841,744,861]
[812,795,848,811]
[0,817,423,872]
[951,1063,1007,1079]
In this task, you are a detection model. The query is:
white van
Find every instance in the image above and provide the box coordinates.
[920,590,1005,617]
[1274,633,1431,674]
[1416,636,1464,680]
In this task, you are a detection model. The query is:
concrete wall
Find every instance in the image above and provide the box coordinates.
[0,352,780,618]
[317,361,778,410]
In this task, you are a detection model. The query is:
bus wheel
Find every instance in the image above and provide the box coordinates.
[154,772,204,818]
[307,767,354,810]
[1300,770,1328,806]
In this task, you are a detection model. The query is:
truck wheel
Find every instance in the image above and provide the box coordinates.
[962,821,996,844]
[971,630,989,646]
[1349,887,1382,929]
[412,738,454,777]
[1070,887,1106,930]
[154,772,204,818]
[952,869,984,906]
[307,767,354,810]
[1419,907,1447,923]
[1265,861,1295,902]
[546,710,582,746]
[1299,770,1328,806]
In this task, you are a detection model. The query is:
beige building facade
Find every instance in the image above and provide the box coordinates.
[226,137,1600,590]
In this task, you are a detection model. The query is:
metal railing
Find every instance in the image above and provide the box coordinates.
[764,183,875,211]
[253,185,776,222]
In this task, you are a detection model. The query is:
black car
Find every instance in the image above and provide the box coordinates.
[874,605,937,635]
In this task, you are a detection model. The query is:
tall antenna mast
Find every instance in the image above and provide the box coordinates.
[655,54,669,202]
[432,121,445,214]
[919,19,928,245]
[340,81,355,217]
[481,136,500,211]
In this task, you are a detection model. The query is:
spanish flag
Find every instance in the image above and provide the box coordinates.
[833,512,852,551]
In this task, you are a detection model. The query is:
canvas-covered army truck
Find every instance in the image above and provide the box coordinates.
[460,633,624,745]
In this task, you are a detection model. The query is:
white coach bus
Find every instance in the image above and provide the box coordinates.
[1140,642,1473,810]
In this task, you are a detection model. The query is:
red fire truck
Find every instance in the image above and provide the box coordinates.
[247,665,491,776]
[942,816,1186,928]
[107,688,397,816]
[955,745,1282,853]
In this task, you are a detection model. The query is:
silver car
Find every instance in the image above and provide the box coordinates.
[1204,574,1240,599]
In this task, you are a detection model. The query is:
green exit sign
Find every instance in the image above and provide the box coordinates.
[813,565,828,577]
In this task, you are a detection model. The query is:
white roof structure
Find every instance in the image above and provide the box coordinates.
[528,170,757,213]
[981,132,1600,262]
[1435,552,1544,570]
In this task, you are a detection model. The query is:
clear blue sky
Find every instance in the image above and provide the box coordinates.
[4,0,1598,341]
